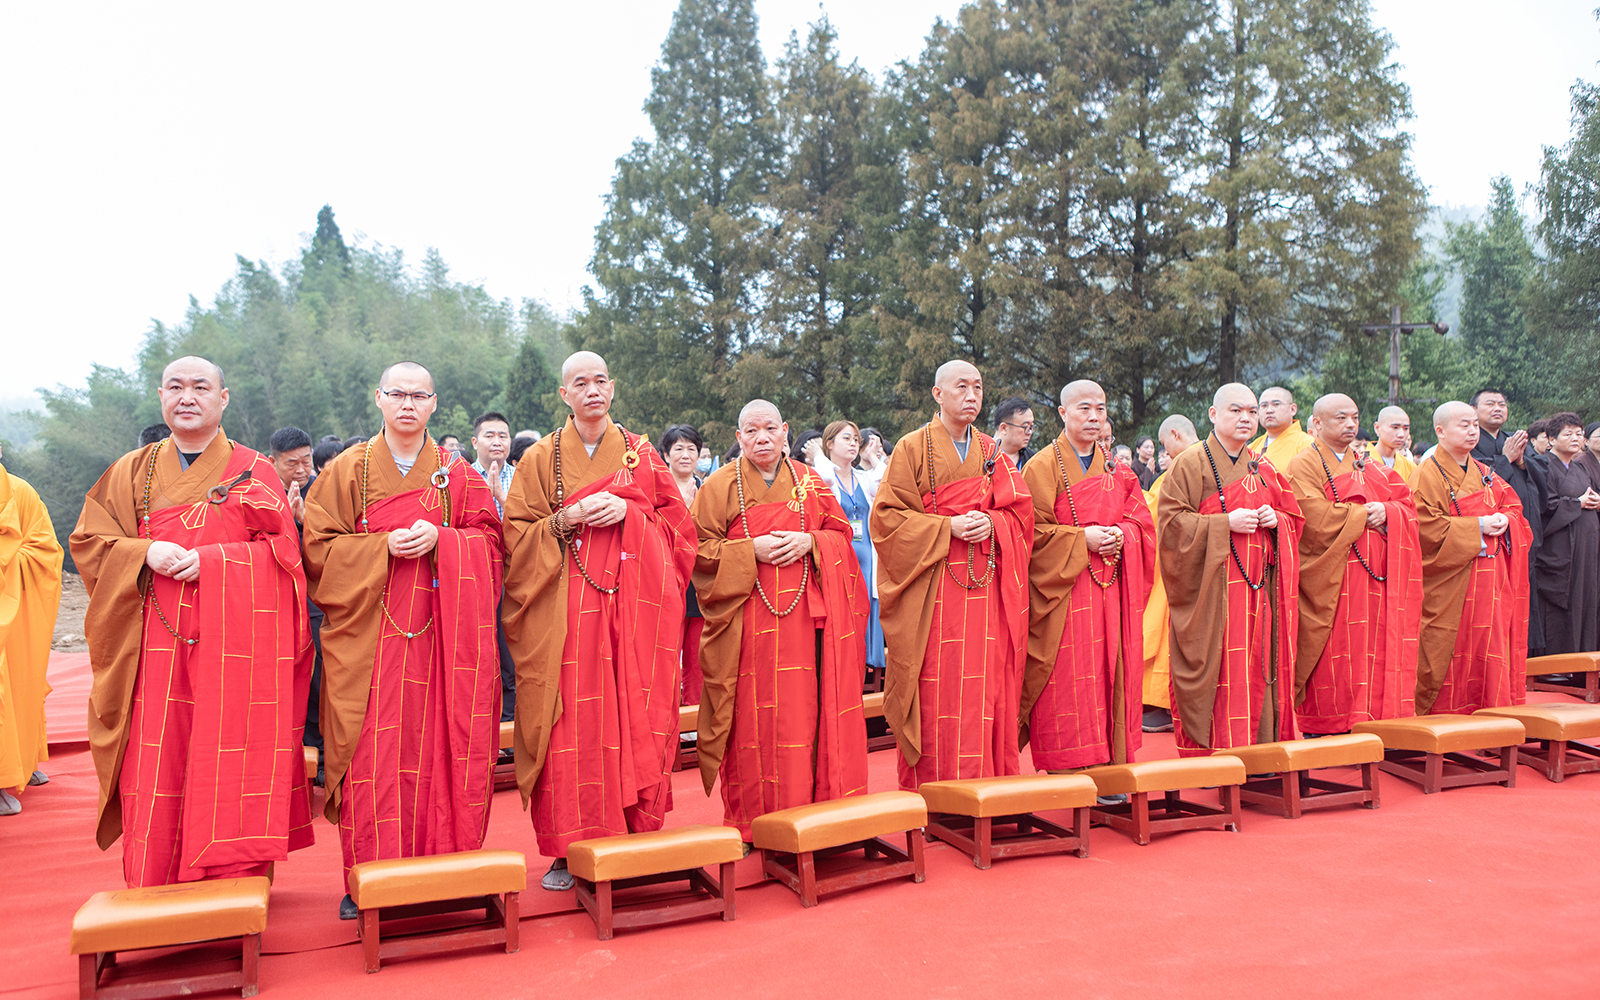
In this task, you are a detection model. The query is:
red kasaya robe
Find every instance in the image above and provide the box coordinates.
[1021,440,1155,770]
[1413,454,1532,715]
[872,423,1034,790]
[305,436,504,880]
[1288,443,1423,732]
[71,434,314,887]
[1158,437,1304,756]
[693,457,869,838]
[502,420,695,857]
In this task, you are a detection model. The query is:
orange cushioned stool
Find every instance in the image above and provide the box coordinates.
[303,746,318,784]
[1352,715,1524,793]
[675,704,699,771]
[1084,757,1246,845]
[494,721,518,790]
[1215,734,1384,818]
[1475,704,1600,782]
[919,775,1095,869]
[348,849,524,973]
[567,824,743,940]
[751,792,927,908]
[70,876,269,1000]
[862,692,896,752]
[1525,651,1600,704]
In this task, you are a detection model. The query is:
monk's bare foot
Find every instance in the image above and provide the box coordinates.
[541,858,573,891]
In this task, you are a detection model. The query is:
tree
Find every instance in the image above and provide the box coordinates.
[504,336,560,434]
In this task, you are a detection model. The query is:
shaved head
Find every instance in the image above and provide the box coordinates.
[935,360,980,387]
[1158,414,1198,449]
[378,360,434,391]
[1311,393,1359,448]
[1434,401,1480,460]
[561,350,608,383]
[1213,382,1255,409]
[931,359,983,431]
[162,355,224,388]
[1258,385,1296,432]
[1260,386,1293,405]
[1377,405,1408,425]
[1059,379,1102,407]
[1434,400,1474,428]
[1312,393,1356,420]
[738,399,782,427]
[157,355,230,448]
[1057,380,1107,451]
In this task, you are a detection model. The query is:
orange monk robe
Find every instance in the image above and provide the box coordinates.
[1287,442,1422,733]
[1021,441,1154,769]
[1157,436,1304,755]
[304,435,503,877]
[1412,455,1532,714]
[501,419,694,856]
[1249,420,1314,472]
[72,434,314,886]
[0,470,63,792]
[692,457,869,837]
[871,424,1034,789]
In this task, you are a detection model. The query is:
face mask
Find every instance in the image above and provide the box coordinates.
[696,458,713,474]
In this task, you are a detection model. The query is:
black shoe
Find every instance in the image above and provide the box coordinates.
[497,748,515,766]
[1096,794,1128,806]
[28,770,48,786]
[338,894,358,920]
[1537,673,1574,684]
[314,764,324,788]
[541,858,574,891]
[1141,708,1174,733]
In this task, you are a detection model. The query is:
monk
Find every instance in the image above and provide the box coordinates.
[1372,406,1417,482]
[1021,381,1154,772]
[72,357,313,886]
[1158,383,1304,755]
[1287,394,1422,734]
[1140,414,1198,733]
[692,400,868,837]
[1533,413,1600,655]
[0,444,63,815]
[502,352,694,890]
[304,361,503,917]
[871,360,1034,789]
[1412,402,1532,714]
[1249,386,1313,470]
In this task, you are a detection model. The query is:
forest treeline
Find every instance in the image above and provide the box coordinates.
[5,0,1599,565]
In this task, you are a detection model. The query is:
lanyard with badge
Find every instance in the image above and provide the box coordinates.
[835,471,867,542]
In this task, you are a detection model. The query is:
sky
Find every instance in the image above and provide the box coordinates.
[2,0,1597,403]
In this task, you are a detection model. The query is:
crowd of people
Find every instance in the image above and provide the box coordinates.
[0,348,1589,922]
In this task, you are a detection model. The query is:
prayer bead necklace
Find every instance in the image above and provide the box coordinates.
[1430,454,1511,557]
[362,435,453,640]
[1314,447,1385,583]
[734,456,810,617]
[551,421,642,596]
[1202,441,1272,591]
[1052,441,1120,588]
[924,422,998,590]
[138,438,241,648]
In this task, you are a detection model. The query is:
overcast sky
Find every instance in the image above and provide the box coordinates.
[2,1,1596,401]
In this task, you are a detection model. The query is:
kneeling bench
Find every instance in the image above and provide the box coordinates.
[919,775,1095,869]
[567,824,742,939]
[1476,704,1600,782]
[1084,758,1245,845]
[1352,716,1524,793]
[348,850,524,973]
[1215,734,1384,818]
[70,876,269,1000]
[1525,651,1600,704]
[751,792,926,907]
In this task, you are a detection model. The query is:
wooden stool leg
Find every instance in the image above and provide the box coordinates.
[1362,761,1380,809]
[974,815,992,870]
[719,861,737,921]
[596,880,615,940]
[908,828,926,882]
[1132,792,1151,845]
[798,851,819,907]
[241,932,261,998]
[1501,745,1518,788]
[79,953,98,1000]
[1550,740,1568,782]
[1423,752,1443,793]
[1282,771,1302,819]
[504,891,520,953]
[1222,784,1241,832]
[1072,806,1090,858]
[361,908,381,973]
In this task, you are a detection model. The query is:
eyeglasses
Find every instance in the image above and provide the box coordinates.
[1000,421,1035,433]
[377,388,437,404]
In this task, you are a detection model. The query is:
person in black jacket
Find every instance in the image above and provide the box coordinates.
[1469,389,1547,654]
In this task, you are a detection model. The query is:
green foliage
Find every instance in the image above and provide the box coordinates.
[504,334,560,434]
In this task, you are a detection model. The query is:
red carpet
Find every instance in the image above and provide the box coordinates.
[6,655,1598,998]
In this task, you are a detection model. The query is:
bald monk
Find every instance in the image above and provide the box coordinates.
[1287,395,1422,733]
[1372,406,1417,482]
[693,400,869,837]
[501,351,695,889]
[72,357,314,885]
[1021,381,1154,771]
[871,361,1034,788]
[304,361,503,918]
[1249,386,1313,470]
[1158,384,1304,755]
[0,444,63,815]
[1140,414,1199,731]
[1412,402,1532,714]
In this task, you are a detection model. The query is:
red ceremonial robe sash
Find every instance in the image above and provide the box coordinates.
[1425,471,1531,715]
[900,473,1031,788]
[123,446,313,886]
[1027,466,1155,770]
[1298,462,1423,732]
[531,468,691,855]
[712,491,868,838]
[338,465,502,876]
[1174,464,1303,756]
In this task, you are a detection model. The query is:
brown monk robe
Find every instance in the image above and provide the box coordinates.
[1158,383,1304,754]
[872,361,1034,789]
[1413,402,1532,714]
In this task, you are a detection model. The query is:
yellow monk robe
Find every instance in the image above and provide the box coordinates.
[0,470,63,792]
[1141,473,1171,709]
[1386,453,1418,484]
[871,424,1034,789]
[1249,420,1313,472]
